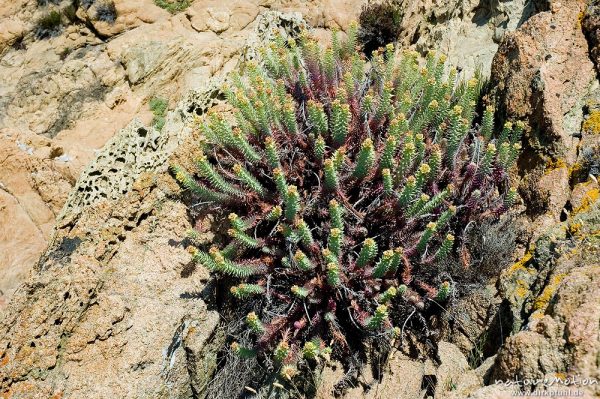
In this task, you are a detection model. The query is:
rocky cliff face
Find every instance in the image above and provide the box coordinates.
[1,0,599,398]
[0,0,362,307]
[0,0,547,311]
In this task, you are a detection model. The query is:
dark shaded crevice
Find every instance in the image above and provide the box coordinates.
[421,374,437,397]
[184,345,200,399]
[36,236,83,271]
[165,320,187,373]
[581,1,600,79]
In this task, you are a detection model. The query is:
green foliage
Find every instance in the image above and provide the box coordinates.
[295,219,314,246]
[35,10,62,39]
[274,341,290,363]
[294,250,313,271]
[366,305,389,329]
[230,283,264,299]
[328,200,344,231]
[323,159,339,190]
[230,342,256,358]
[326,262,340,287]
[302,341,319,360]
[372,250,394,278]
[379,286,397,303]
[352,138,375,179]
[246,312,264,334]
[435,234,455,261]
[357,238,378,268]
[176,30,522,380]
[435,281,452,302]
[327,228,342,256]
[149,97,168,131]
[291,284,309,298]
[153,0,191,14]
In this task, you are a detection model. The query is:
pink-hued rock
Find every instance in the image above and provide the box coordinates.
[490,0,595,166]
[0,0,343,309]
[78,0,171,38]
[582,0,600,75]
[0,132,73,306]
[1,0,598,397]
[0,170,219,398]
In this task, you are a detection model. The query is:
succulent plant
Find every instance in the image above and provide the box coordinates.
[174,29,521,378]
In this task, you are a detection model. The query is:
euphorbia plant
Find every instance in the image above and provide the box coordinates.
[173,26,521,380]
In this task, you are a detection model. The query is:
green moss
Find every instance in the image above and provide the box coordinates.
[149,97,168,131]
[153,0,192,14]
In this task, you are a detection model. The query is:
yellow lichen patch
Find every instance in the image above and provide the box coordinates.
[533,273,566,311]
[567,220,583,236]
[545,158,567,174]
[582,110,600,135]
[515,279,529,299]
[568,162,582,178]
[573,188,600,215]
[530,311,545,321]
[552,372,568,382]
[577,11,584,29]
[506,247,535,276]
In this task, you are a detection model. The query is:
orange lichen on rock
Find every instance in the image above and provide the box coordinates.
[568,161,583,179]
[567,220,583,236]
[506,247,535,275]
[530,312,545,320]
[545,158,567,174]
[582,110,600,135]
[533,273,566,311]
[515,279,529,299]
[572,188,600,215]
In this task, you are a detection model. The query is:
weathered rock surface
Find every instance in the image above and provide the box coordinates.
[0,0,344,308]
[491,0,595,163]
[0,0,542,309]
[0,170,220,398]
[315,341,470,399]
[0,11,306,398]
[396,0,550,77]
[444,1,600,396]
[1,0,599,398]
[583,0,600,76]
[0,132,74,306]
[486,204,599,398]
[489,0,600,237]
